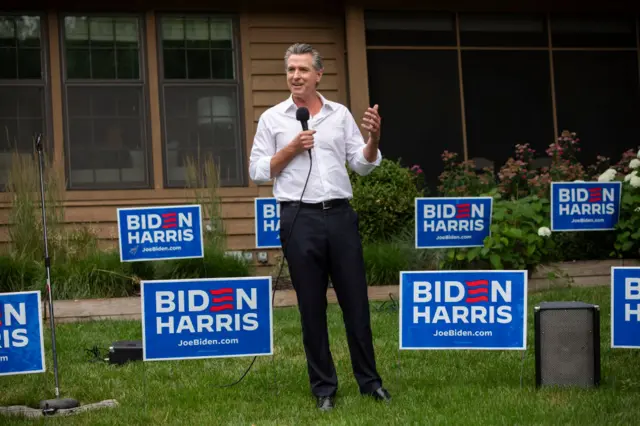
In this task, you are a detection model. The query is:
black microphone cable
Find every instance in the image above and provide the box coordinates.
[213,119,313,389]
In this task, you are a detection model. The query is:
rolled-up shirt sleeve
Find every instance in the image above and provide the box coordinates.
[344,109,382,176]
[249,116,274,184]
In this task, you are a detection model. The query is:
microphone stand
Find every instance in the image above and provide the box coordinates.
[34,134,79,413]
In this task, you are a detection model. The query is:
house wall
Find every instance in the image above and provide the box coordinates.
[0,5,348,274]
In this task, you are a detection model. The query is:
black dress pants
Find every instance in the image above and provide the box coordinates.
[279,200,382,397]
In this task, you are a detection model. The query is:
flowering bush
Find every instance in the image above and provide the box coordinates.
[409,164,428,193]
[432,130,640,267]
[615,149,639,176]
[544,131,587,184]
[613,149,640,257]
[496,143,538,199]
[437,151,495,196]
[586,155,612,180]
[440,194,556,273]
[459,131,590,201]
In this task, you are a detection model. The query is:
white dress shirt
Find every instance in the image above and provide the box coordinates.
[249,93,382,203]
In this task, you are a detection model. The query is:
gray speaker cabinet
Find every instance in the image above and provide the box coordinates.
[534,301,601,388]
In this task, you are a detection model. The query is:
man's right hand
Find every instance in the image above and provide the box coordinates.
[290,130,316,154]
[269,130,316,178]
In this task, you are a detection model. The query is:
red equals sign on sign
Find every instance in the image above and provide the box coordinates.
[588,187,602,203]
[455,203,471,219]
[161,212,177,229]
[209,288,234,312]
[465,280,489,303]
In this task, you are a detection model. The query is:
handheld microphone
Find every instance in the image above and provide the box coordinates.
[296,107,311,158]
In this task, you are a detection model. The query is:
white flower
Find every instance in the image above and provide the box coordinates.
[538,227,551,237]
[598,168,617,182]
[635,207,640,212]
[631,175,640,188]
[637,150,640,159]
[630,159,640,169]
[206,224,212,231]
[625,171,636,182]
[574,180,584,182]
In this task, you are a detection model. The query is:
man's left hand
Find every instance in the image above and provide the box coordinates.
[362,104,381,143]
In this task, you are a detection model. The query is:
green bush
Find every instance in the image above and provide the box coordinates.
[155,241,253,280]
[548,231,616,262]
[363,228,445,285]
[349,158,423,244]
[0,255,41,293]
[49,250,140,299]
[440,193,556,273]
[614,164,640,257]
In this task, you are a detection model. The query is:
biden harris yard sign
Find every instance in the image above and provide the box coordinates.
[117,204,204,262]
[611,267,640,348]
[400,270,527,350]
[551,182,621,231]
[255,198,281,248]
[0,291,46,376]
[415,197,493,248]
[140,277,273,361]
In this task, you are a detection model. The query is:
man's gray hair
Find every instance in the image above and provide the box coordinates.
[284,43,324,71]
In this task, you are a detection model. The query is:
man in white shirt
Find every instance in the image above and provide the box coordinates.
[249,43,391,411]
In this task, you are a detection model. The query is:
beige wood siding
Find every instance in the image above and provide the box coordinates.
[0,9,348,273]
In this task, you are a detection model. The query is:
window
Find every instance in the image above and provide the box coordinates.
[459,13,548,47]
[157,15,245,188]
[364,11,456,47]
[551,14,640,164]
[61,15,150,189]
[553,52,640,164]
[462,50,555,167]
[367,49,464,190]
[550,15,638,48]
[0,14,47,188]
[365,11,640,194]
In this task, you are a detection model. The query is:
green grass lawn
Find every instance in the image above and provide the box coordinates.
[1,285,639,425]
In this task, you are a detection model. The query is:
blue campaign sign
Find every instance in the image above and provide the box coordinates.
[140,277,273,361]
[415,197,493,248]
[611,267,640,348]
[117,204,204,262]
[400,270,527,350]
[0,291,45,376]
[551,182,622,231]
[255,197,281,248]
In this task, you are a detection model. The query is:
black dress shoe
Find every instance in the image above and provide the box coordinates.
[316,396,334,411]
[366,387,391,403]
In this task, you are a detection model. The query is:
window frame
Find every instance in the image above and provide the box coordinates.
[58,11,153,190]
[0,11,53,191]
[155,12,247,189]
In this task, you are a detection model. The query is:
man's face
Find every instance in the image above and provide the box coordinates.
[286,53,322,97]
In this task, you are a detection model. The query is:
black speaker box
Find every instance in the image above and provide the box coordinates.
[108,340,143,365]
[534,301,600,388]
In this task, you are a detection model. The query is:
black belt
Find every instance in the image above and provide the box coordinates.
[280,198,349,210]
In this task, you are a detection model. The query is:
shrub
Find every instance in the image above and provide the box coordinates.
[440,193,556,273]
[185,154,227,249]
[495,131,587,200]
[547,231,616,262]
[437,151,495,196]
[363,227,445,285]
[496,143,538,199]
[613,150,640,257]
[155,241,253,280]
[349,158,423,244]
[48,250,140,299]
[0,255,41,293]
[5,148,66,261]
